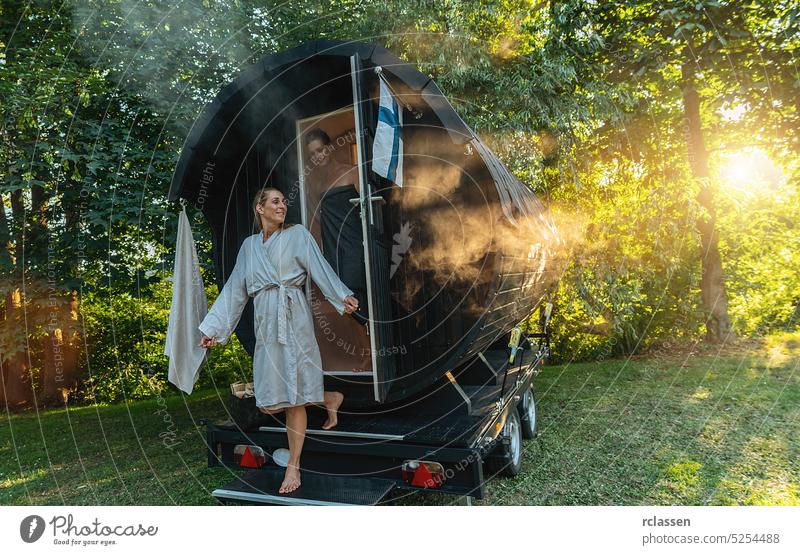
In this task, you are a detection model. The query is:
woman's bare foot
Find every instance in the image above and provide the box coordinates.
[278,462,301,494]
[322,391,344,430]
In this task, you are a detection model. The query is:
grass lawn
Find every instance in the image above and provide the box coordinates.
[2,333,798,506]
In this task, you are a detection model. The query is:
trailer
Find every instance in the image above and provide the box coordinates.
[205,328,549,506]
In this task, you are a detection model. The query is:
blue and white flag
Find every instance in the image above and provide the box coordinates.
[372,75,403,186]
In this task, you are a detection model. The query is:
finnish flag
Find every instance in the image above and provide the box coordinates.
[372,75,403,186]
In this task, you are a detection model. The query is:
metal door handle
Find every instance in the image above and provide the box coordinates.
[349,195,385,205]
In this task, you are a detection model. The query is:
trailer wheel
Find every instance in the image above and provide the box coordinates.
[486,409,523,478]
[518,387,538,439]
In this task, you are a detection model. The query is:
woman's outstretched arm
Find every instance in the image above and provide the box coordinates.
[297,226,357,315]
[198,239,249,345]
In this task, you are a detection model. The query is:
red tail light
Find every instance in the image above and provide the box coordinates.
[233,445,265,468]
[401,460,445,488]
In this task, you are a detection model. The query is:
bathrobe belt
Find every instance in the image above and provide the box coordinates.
[258,282,304,345]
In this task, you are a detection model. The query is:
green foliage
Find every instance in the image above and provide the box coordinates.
[75,287,171,404]
[74,275,251,404]
[540,156,708,362]
[717,179,800,334]
[513,0,800,356]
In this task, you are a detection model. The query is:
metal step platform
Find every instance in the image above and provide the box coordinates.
[252,347,541,448]
[212,466,396,506]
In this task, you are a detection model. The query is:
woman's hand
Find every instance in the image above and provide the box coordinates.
[343,296,359,315]
[199,335,219,349]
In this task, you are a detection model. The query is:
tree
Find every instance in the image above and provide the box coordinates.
[0,1,179,408]
[588,0,799,341]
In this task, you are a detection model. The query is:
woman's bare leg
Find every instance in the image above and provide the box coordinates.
[280,405,306,493]
[321,391,344,430]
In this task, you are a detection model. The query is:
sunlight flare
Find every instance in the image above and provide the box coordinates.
[718,147,784,194]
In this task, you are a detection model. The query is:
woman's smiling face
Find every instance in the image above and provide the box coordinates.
[257,190,287,226]
[306,138,331,167]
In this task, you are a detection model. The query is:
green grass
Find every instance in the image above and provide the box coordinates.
[2,334,798,505]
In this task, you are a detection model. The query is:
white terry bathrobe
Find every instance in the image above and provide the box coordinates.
[198,224,355,410]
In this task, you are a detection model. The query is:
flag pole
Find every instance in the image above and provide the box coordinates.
[373,66,421,119]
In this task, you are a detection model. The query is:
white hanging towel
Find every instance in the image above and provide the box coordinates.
[371,74,403,186]
[164,204,208,394]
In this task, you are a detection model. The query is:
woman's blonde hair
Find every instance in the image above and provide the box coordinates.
[252,186,294,232]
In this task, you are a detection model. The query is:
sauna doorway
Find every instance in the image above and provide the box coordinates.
[296,107,372,376]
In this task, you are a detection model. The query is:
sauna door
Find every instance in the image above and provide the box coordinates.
[350,53,397,403]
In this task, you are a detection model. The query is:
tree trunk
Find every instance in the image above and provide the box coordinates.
[1,289,34,409]
[41,328,65,404]
[40,291,80,404]
[681,62,732,342]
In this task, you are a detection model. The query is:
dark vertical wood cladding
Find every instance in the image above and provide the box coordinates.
[169,41,557,406]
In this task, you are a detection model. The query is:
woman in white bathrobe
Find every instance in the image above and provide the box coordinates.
[198,186,359,494]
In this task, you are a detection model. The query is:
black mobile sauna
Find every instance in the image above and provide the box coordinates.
[168,40,559,504]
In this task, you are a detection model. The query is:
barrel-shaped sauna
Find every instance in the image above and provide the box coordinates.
[168,40,559,407]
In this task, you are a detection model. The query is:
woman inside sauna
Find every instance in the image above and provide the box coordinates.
[304,128,370,327]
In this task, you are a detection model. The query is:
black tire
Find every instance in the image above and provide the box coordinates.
[518,387,538,439]
[486,409,523,478]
